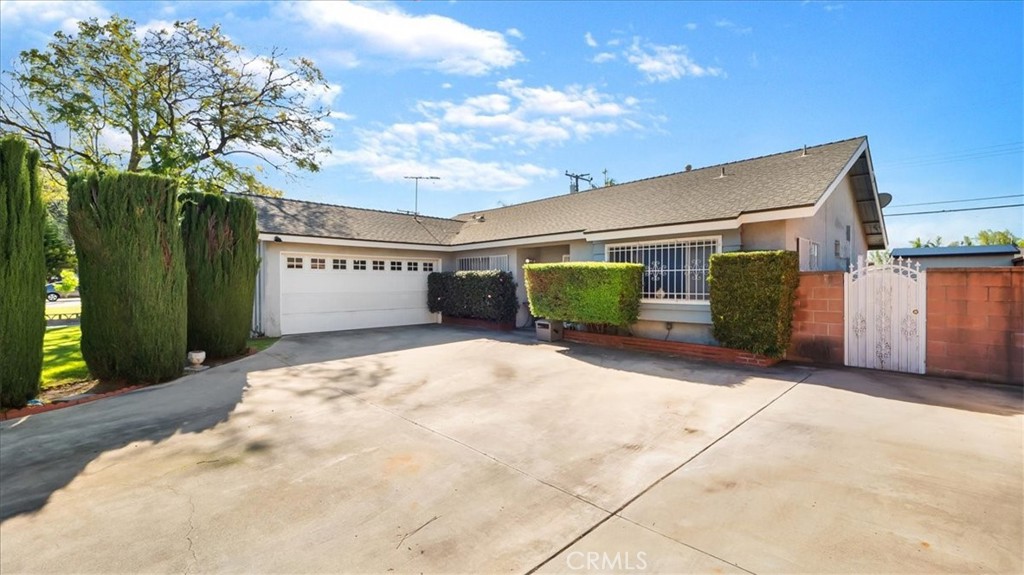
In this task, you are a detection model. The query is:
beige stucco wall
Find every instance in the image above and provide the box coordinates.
[739,176,870,271]
[784,175,868,271]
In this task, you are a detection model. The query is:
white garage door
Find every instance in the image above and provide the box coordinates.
[280,253,439,335]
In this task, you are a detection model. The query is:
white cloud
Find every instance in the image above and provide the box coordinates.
[606,38,621,47]
[715,19,753,34]
[625,38,723,82]
[0,0,107,32]
[685,22,698,31]
[441,82,453,89]
[506,27,524,39]
[329,111,355,121]
[135,19,176,38]
[326,79,643,192]
[592,52,616,64]
[288,1,522,75]
[584,32,598,48]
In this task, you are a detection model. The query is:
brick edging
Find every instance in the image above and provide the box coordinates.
[0,385,145,421]
[563,330,780,367]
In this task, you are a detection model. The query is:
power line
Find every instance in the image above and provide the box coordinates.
[885,203,1023,217]
[888,193,1023,208]
[877,141,1023,169]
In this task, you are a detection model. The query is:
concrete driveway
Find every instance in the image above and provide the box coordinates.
[1,326,1021,574]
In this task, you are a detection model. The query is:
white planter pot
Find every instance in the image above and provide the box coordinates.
[187,350,206,366]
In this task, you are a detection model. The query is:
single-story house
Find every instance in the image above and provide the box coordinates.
[245,135,888,343]
[890,245,1022,269]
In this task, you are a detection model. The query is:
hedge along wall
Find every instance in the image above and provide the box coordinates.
[708,250,800,358]
[68,171,187,382]
[427,271,518,323]
[181,193,259,358]
[523,262,643,327]
[0,135,45,408]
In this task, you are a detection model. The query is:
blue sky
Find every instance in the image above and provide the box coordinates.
[1,0,1021,247]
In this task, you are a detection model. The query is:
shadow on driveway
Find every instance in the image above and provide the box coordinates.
[0,326,492,522]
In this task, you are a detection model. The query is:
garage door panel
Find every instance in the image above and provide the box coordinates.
[282,273,430,295]
[279,254,437,335]
[281,290,430,315]
[281,308,437,335]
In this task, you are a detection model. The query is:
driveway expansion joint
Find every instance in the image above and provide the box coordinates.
[524,375,809,575]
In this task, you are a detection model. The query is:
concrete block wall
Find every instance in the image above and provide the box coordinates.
[787,271,846,365]
[925,268,1023,384]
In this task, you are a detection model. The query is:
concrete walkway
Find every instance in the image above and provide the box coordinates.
[1,326,1021,574]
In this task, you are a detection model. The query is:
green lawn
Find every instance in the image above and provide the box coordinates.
[45,302,81,318]
[41,329,277,389]
[42,325,89,388]
[248,337,279,352]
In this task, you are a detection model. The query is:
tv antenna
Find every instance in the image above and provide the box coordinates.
[565,171,592,194]
[403,175,440,214]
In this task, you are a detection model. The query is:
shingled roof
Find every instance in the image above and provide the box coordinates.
[242,195,464,245]
[245,136,877,247]
[451,136,871,245]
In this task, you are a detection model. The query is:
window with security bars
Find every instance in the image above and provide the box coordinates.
[457,254,510,272]
[606,238,720,301]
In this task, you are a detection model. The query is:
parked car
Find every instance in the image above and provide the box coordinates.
[45,283,79,302]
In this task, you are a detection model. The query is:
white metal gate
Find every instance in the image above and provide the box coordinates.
[845,256,926,374]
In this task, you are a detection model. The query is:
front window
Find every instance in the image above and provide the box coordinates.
[457,255,510,272]
[606,238,720,302]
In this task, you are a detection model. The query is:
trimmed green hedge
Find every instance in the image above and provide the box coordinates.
[427,270,518,323]
[68,171,187,382]
[181,192,259,359]
[523,262,643,326]
[0,135,45,408]
[708,251,799,357]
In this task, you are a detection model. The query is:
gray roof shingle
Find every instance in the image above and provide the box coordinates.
[450,137,868,244]
[241,195,464,245]
[243,136,870,247]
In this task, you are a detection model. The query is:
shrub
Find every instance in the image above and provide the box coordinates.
[0,135,45,408]
[523,262,643,327]
[56,269,79,296]
[427,270,518,323]
[68,171,187,382]
[180,192,259,358]
[708,250,799,357]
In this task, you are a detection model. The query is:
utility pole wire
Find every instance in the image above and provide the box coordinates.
[887,194,1023,208]
[884,203,1023,217]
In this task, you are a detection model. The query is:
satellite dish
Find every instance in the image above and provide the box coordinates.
[877,192,892,208]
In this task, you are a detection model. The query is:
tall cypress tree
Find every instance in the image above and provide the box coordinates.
[180,193,258,358]
[0,135,45,408]
[68,171,186,382]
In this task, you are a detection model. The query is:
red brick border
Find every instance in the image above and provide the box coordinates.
[563,330,780,367]
[1,385,145,422]
[441,315,515,331]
